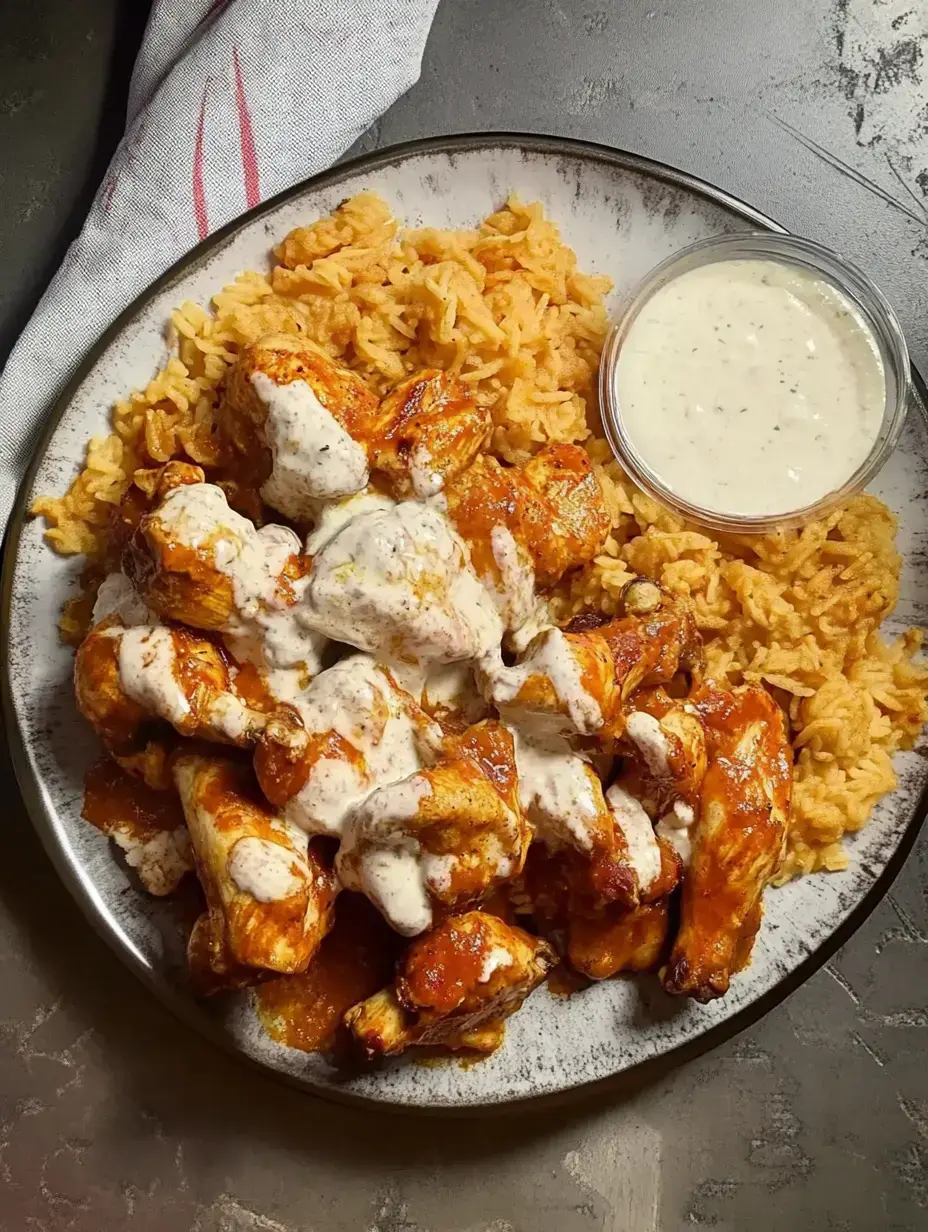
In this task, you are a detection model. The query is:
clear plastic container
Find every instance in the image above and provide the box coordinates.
[598,232,911,533]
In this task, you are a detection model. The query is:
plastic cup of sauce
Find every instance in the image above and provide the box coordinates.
[599,233,911,532]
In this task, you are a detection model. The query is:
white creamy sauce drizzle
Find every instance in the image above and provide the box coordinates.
[304,489,395,555]
[615,258,886,517]
[348,847,433,938]
[625,711,671,778]
[302,498,502,667]
[281,654,439,838]
[227,836,307,902]
[479,945,514,983]
[512,728,604,852]
[153,483,326,679]
[337,773,437,935]
[204,691,265,744]
[408,441,444,499]
[117,626,190,725]
[655,799,696,867]
[252,371,369,515]
[93,572,153,627]
[606,783,662,891]
[421,661,488,723]
[488,524,549,643]
[481,628,602,736]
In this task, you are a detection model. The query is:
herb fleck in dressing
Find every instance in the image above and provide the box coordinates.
[614,259,886,517]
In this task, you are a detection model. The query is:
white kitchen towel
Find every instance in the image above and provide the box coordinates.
[0,0,440,530]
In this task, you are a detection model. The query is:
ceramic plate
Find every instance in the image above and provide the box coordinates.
[4,134,928,1109]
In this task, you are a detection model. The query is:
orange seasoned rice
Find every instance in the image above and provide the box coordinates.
[32,191,928,882]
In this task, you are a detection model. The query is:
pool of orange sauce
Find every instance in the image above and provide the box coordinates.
[82,758,185,839]
[256,894,405,1054]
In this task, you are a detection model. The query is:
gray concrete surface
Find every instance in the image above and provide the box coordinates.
[2,1,928,1228]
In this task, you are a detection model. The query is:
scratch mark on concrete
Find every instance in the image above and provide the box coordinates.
[563,1122,662,1231]
[886,153,928,220]
[887,893,928,943]
[898,1095,928,1140]
[851,1030,887,1068]
[824,962,863,1007]
[767,112,927,226]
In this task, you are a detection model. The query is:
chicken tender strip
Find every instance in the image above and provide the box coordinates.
[482,587,703,740]
[344,912,555,1057]
[444,444,610,640]
[124,480,326,680]
[174,754,338,975]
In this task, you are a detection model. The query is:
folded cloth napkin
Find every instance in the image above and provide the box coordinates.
[0,0,439,530]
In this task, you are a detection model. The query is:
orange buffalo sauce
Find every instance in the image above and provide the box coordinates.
[82,758,185,840]
[256,894,404,1054]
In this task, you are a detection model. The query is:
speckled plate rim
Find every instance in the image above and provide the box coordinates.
[3,131,928,1115]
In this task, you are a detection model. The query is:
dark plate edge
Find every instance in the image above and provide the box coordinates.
[2,129,927,1115]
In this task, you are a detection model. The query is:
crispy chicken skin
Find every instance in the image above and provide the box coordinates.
[337,721,530,934]
[369,369,492,499]
[562,840,682,979]
[569,901,672,980]
[74,618,268,755]
[662,683,792,1002]
[221,333,386,485]
[344,911,555,1056]
[445,443,610,590]
[174,754,338,974]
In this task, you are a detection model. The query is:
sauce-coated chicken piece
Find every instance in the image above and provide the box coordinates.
[369,369,492,499]
[174,753,338,975]
[337,721,530,936]
[615,686,708,865]
[254,653,442,837]
[123,480,326,678]
[300,496,502,667]
[82,758,193,895]
[344,911,555,1056]
[567,900,672,981]
[222,333,387,515]
[444,444,610,639]
[75,576,270,768]
[482,585,704,740]
[479,626,615,737]
[662,683,792,1003]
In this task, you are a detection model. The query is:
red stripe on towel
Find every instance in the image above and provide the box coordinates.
[232,46,261,207]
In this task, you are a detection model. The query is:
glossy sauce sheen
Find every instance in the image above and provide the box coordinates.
[83,758,185,839]
[256,895,404,1053]
[615,259,886,517]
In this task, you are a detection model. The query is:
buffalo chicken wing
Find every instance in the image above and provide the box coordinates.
[344,911,555,1056]
[662,683,792,1002]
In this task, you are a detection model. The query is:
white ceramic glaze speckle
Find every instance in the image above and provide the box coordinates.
[4,136,928,1108]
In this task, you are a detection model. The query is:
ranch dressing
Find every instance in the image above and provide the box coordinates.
[614,258,886,517]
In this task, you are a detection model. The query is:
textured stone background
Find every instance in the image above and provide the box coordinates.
[2,2,927,1228]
